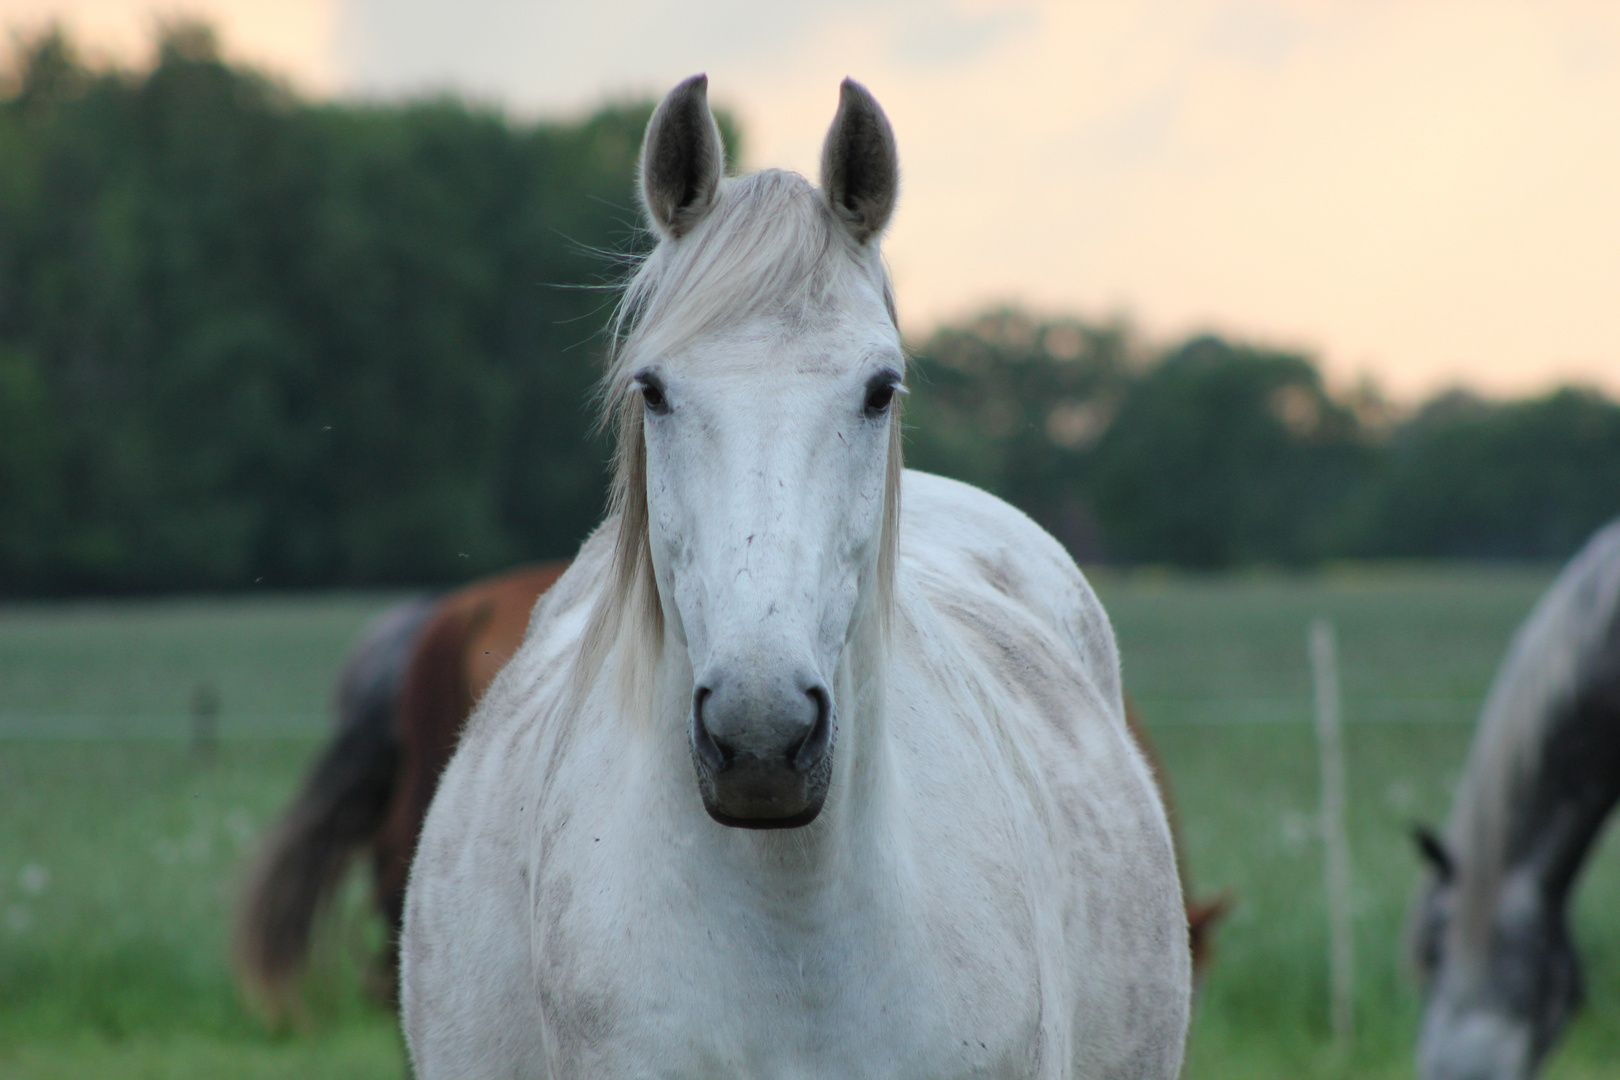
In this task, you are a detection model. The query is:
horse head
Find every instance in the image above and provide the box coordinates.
[600,75,903,829]
[1411,825,1583,1080]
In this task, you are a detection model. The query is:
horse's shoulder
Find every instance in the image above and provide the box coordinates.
[899,470,1075,589]
[898,469,1122,710]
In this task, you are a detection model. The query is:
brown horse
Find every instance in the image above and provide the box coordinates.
[235,561,1225,1018]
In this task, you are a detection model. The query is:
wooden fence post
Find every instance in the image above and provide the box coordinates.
[1310,616,1354,1051]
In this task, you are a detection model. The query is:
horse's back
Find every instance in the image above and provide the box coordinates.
[897,469,1123,713]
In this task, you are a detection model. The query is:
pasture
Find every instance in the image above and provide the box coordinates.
[0,568,1616,1078]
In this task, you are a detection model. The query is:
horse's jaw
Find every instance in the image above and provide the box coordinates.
[1418,1000,1536,1080]
[1416,874,1578,1080]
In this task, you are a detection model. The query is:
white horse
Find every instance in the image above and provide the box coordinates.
[401,75,1190,1079]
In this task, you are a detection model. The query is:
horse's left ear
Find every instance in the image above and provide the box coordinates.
[820,79,898,244]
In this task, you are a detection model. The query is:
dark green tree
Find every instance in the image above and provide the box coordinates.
[906,308,1133,558]
[1087,336,1369,567]
[0,25,738,594]
[1356,387,1620,559]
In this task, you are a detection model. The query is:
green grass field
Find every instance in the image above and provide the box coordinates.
[1,569,1617,1078]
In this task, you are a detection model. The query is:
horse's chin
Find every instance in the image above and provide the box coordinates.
[693,749,833,830]
[702,800,826,830]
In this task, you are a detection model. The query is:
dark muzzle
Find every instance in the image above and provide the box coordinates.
[689,668,833,828]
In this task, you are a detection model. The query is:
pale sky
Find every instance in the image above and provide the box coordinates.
[5,0,1619,401]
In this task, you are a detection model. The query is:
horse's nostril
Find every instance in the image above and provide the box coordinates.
[690,671,830,775]
[690,686,732,771]
[792,686,833,773]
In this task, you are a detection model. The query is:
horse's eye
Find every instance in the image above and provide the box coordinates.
[638,377,669,415]
[864,381,897,417]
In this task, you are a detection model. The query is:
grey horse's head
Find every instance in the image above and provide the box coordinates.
[1411,826,1583,1080]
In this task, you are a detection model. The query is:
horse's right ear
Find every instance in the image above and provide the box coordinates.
[641,74,726,240]
[1413,824,1456,883]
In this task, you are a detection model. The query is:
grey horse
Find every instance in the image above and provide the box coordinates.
[1412,517,1620,1079]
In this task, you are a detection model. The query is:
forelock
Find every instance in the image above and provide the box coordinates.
[608,169,882,381]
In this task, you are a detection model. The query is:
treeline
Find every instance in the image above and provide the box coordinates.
[905,311,1620,567]
[1,29,1617,595]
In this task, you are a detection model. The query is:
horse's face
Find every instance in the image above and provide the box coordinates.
[1413,835,1583,1080]
[631,76,900,830]
[639,318,900,829]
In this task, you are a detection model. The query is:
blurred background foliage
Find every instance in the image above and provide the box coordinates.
[2,26,1619,596]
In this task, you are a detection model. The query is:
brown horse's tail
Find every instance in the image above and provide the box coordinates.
[232,597,434,1023]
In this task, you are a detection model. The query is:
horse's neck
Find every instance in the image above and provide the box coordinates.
[1450,564,1620,931]
[1507,654,1620,905]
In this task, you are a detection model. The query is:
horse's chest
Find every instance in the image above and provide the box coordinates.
[531,843,1047,1079]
